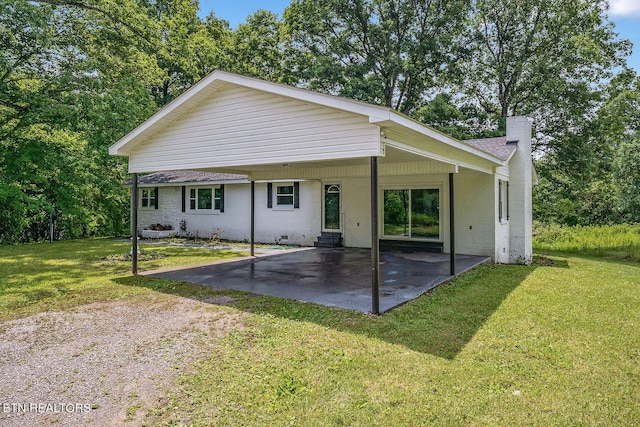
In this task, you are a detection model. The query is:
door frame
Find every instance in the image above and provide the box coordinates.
[322,181,342,233]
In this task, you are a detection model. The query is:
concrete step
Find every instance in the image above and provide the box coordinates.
[315,232,342,248]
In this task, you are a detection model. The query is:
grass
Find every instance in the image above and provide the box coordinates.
[534,223,640,261]
[0,238,247,321]
[1,237,640,425]
[141,255,640,426]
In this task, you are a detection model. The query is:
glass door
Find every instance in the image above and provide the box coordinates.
[383,188,440,239]
[323,184,341,231]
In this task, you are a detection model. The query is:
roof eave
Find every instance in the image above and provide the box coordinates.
[372,111,505,166]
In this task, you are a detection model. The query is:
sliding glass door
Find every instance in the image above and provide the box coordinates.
[383,188,440,239]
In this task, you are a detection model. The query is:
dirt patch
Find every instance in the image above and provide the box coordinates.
[0,294,246,426]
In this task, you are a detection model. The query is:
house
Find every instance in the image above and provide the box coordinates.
[110,70,535,313]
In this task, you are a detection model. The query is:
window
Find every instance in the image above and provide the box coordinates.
[140,188,157,209]
[267,182,299,209]
[499,180,510,222]
[189,186,224,212]
[383,188,440,239]
[276,185,294,206]
[214,188,222,210]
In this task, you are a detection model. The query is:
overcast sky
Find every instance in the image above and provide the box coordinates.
[197,0,640,72]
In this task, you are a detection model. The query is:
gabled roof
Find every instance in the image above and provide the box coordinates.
[109,71,506,167]
[138,170,247,185]
[464,136,517,162]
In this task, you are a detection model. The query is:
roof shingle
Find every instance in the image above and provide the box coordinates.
[137,170,248,184]
[463,136,516,161]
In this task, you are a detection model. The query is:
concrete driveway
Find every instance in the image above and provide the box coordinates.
[146,248,490,313]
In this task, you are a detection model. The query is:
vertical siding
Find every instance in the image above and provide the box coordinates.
[128,86,381,173]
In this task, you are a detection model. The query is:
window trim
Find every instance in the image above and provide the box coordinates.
[268,182,300,210]
[276,184,295,207]
[140,187,158,210]
[499,179,510,223]
[187,186,223,213]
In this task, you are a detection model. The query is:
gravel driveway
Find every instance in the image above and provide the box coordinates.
[0,293,245,426]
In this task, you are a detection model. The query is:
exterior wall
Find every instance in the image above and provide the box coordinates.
[128,85,381,173]
[340,177,372,248]
[137,182,321,246]
[454,171,495,257]
[254,181,321,246]
[137,167,510,258]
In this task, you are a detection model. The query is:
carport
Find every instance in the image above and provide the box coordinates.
[145,248,490,313]
[110,71,522,315]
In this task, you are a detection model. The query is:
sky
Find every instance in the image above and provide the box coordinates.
[197,0,640,73]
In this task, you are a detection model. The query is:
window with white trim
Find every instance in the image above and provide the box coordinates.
[267,182,299,209]
[383,188,440,239]
[189,186,224,212]
[276,185,294,206]
[140,188,157,209]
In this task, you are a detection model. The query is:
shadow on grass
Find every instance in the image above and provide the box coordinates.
[114,260,540,359]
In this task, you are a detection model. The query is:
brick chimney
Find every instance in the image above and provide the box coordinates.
[507,116,533,264]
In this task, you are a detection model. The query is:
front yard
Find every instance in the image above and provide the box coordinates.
[1,239,639,425]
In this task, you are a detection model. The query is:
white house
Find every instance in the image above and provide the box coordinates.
[110,71,535,312]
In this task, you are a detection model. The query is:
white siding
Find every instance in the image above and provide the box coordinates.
[128,86,381,173]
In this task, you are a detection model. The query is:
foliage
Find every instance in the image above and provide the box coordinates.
[1,0,638,239]
[533,223,640,261]
[462,0,630,152]
[284,0,470,114]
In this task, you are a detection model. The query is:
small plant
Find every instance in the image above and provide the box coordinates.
[209,227,224,245]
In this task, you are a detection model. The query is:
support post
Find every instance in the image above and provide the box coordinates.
[449,172,455,276]
[131,173,139,275]
[250,180,255,257]
[371,157,380,315]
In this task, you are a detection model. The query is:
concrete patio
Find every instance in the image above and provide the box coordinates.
[145,248,490,313]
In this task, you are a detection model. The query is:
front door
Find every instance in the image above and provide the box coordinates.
[323,183,341,231]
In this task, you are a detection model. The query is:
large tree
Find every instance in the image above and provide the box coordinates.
[284,0,471,114]
[462,0,630,152]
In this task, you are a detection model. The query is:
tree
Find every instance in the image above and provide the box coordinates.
[462,0,630,152]
[284,0,470,114]
[224,10,294,84]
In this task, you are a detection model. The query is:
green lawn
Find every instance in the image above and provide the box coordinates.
[1,239,639,425]
[0,239,247,321]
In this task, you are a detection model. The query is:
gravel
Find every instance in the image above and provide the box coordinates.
[0,294,246,426]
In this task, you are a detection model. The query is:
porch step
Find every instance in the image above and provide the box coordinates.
[314,232,342,248]
[379,239,444,253]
